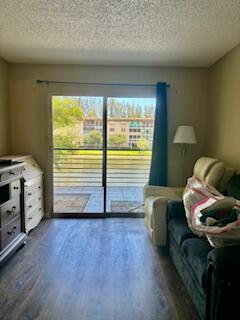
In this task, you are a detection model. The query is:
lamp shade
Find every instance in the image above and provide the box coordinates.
[173,126,197,144]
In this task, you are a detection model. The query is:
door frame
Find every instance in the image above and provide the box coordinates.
[49,94,151,218]
[50,94,106,218]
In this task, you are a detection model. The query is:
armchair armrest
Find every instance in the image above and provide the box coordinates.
[143,183,183,200]
[145,196,173,246]
[167,200,185,220]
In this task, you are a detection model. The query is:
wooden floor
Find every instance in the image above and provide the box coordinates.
[0,219,199,320]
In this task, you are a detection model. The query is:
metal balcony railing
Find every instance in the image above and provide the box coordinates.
[53,148,152,187]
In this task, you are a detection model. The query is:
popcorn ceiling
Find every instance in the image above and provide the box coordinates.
[0,0,239,66]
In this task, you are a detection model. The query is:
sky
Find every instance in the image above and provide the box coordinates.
[110,97,156,107]
[56,96,156,108]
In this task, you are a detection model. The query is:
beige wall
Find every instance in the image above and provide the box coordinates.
[206,44,240,170]
[8,64,208,214]
[0,58,9,155]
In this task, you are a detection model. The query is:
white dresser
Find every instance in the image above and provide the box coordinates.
[0,160,27,265]
[0,155,44,234]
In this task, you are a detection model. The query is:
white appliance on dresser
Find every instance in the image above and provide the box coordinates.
[0,155,44,234]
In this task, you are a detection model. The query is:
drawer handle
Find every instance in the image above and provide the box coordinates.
[7,206,16,214]
[9,171,16,175]
[28,192,32,196]
[13,186,19,190]
[28,217,33,221]
[8,226,17,235]
[38,186,41,189]
[28,205,32,209]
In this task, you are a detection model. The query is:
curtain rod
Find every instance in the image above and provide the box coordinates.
[36,79,170,88]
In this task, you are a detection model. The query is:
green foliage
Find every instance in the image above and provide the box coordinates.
[108,98,155,118]
[108,134,127,147]
[84,130,102,147]
[53,135,75,148]
[137,138,151,150]
[53,97,83,128]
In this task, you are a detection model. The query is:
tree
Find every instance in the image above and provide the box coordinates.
[53,135,75,148]
[144,105,155,118]
[84,131,102,148]
[137,138,150,150]
[80,96,103,117]
[108,134,127,147]
[52,97,83,128]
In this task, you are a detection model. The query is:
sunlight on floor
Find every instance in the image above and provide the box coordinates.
[54,186,144,213]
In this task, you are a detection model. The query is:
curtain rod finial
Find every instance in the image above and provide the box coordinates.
[37,79,49,85]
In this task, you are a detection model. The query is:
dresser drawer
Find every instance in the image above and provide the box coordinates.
[25,187,43,204]
[25,179,43,202]
[0,216,21,250]
[10,180,21,197]
[0,167,23,182]
[0,197,20,228]
[24,176,42,189]
[25,205,43,233]
[25,193,42,212]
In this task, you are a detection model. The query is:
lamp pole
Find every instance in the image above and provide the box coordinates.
[173,125,197,186]
[182,143,188,185]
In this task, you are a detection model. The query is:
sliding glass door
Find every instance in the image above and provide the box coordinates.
[106,97,156,214]
[52,96,104,214]
[51,95,155,216]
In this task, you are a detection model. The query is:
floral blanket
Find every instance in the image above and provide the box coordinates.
[183,177,240,247]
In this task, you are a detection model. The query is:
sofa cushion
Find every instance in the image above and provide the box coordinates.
[193,157,225,188]
[168,218,197,246]
[226,174,240,200]
[205,162,225,188]
[193,157,218,181]
[181,238,213,289]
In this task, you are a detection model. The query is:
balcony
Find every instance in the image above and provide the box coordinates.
[53,148,151,214]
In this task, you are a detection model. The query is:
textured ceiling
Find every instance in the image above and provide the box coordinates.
[0,0,240,66]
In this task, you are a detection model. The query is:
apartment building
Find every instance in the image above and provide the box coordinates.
[83,117,154,148]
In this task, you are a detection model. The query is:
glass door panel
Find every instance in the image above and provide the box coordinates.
[106,97,156,214]
[52,96,104,214]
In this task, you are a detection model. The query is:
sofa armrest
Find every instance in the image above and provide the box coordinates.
[143,183,183,200]
[207,245,240,272]
[206,245,240,320]
[167,200,185,220]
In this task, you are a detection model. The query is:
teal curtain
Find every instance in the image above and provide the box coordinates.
[149,82,168,186]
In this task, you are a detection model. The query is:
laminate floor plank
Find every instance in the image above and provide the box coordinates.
[0,219,199,320]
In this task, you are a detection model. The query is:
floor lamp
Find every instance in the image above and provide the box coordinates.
[173,125,197,185]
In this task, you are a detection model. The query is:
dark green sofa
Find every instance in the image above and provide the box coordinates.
[167,200,240,320]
